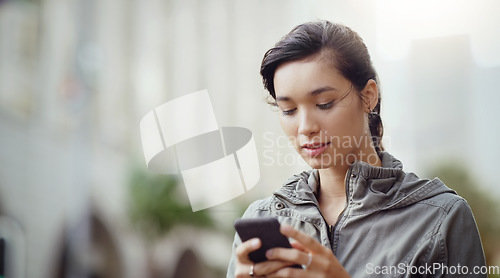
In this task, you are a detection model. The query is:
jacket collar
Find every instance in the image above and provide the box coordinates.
[274,152,455,213]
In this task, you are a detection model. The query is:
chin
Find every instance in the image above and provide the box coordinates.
[302,152,354,169]
[303,156,335,169]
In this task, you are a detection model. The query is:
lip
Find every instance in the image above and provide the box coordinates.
[301,142,331,157]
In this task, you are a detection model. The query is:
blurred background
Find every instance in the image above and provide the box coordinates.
[0,0,499,277]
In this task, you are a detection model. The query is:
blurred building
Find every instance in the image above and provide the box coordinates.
[409,35,472,165]
[0,0,314,277]
[393,34,500,195]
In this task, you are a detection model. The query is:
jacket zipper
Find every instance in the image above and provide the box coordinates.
[273,191,335,247]
[329,167,353,252]
[328,224,334,243]
[273,167,353,251]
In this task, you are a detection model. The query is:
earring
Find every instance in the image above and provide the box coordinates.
[365,104,372,114]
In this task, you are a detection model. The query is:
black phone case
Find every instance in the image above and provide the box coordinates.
[234,217,294,263]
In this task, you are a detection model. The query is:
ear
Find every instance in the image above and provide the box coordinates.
[361,79,378,112]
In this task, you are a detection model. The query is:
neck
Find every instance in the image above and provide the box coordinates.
[318,146,381,200]
[318,166,348,200]
[316,144,381,225]
[316,166,349,225]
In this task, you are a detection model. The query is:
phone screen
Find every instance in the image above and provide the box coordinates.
[234,217,295,263]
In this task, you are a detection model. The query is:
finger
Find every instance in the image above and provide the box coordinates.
[280,224,325,254]
[266,266,306,278]
[234,263,255,278]
[266,247,310,267]
[236,238,261,263]
[290,241,306,251]
[254,260,297,276]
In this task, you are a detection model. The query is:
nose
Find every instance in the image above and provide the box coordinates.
[297,110,320,137]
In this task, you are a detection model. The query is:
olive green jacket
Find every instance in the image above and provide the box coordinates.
[227,152,486,277]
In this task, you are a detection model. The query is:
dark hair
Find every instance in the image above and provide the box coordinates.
[260,20,384,152]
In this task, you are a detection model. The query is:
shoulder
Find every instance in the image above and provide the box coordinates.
[240,169,316,218]
[241,196,273,218]
[388,174,478,231]
[409,178,479,236]
[417,177,470,212]
[424,182,486,266]
[434,191,477,228]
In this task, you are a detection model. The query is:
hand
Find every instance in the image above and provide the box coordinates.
[235,237,297,278]
[264,224,351,278]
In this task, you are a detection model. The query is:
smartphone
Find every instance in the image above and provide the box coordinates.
[234,217,300,267]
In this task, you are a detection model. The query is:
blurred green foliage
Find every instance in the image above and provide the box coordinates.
[127,166,214,241]
[431,163,500,269]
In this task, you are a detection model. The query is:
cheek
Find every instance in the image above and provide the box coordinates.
[279,117,296,136]
[326,108,367,137]
[279,117,301,148]
[348,114,368,136]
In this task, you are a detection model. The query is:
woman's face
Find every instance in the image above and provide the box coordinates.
[273,57,376,169]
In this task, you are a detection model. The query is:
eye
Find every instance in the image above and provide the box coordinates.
[281,108,297,116]
[317,100,334,110]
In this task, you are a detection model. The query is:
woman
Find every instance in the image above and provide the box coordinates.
[227,21,485,278]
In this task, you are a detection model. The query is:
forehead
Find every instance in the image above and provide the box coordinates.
[273,57,350,98]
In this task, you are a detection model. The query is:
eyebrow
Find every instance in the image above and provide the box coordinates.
[275,86,337,102]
